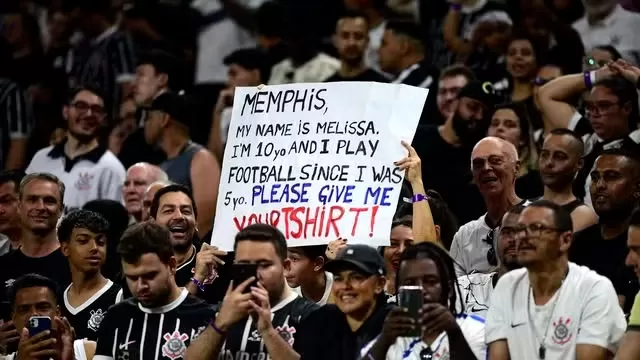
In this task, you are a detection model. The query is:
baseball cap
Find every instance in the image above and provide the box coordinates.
[325,244,386,276]
[457,80,498,108]
[147,91,189,126]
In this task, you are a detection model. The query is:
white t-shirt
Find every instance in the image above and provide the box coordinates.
[457,272,497,319]
[485,262,627,360]
[450,214,496,277]
[361,314,487,359]
[290,272,333,305]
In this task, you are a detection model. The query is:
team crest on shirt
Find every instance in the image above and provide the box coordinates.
[551,317,573,345]
[247,329,262,342]
[74,172,94,191]
[162,331,189,360]
[275,325,296,346]
[87,308,105,331]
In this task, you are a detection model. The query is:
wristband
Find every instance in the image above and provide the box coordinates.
[191,277,205,291]
[584,71,596,89]
[209,319,227,336]
[451,3,462,11]
[412,194,429,203]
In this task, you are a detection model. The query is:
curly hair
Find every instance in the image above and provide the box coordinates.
[57,209,110,242]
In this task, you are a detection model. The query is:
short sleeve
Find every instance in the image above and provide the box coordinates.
[465,319,487,360]
[99,165,126,203]
[576,277,627,351]
[94,308,117,360]
[450,230,466,277]
[485,275,511,344]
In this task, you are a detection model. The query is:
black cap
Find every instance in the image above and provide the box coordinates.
[457,80,498,108]
[325,244,386,276]
[147,92,189,126]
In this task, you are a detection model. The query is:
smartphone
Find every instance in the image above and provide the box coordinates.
[27,316,51,337]
[232,263,258,293]
[398,286,423,337]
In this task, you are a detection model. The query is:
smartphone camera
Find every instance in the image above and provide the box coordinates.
[398,285,423,337]
[28,318,39,328]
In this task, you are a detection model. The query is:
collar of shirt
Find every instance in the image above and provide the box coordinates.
[47,138,107,164]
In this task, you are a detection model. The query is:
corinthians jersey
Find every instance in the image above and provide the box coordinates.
[94,288,215,360]
[62,280,123,341]
[217,293,317,360]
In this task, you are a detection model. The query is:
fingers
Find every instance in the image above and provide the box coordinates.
[0,321,14,331]
[234,276,256,293]
[250,287,269,307]
[31,349,59,358]
[225,281,234,296]
[401,140,417,156]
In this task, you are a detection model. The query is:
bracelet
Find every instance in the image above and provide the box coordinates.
[191,277,205,291]
[451,3,462,11]
[412,194,429,203]
[584,71,596,89]
[209,319,227,336]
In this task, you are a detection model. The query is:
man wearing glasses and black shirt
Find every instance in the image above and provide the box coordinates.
[25,85,126,213]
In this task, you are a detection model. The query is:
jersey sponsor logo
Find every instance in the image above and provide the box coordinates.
[87,309,105,332]
[551,317,572,345]
[219,350,268,360]
[74,172,95,191]
[162,331,189,360]
[119,340,136,350]
[275,325,296,346]
[190,326,207,341]
[247,329,262,342]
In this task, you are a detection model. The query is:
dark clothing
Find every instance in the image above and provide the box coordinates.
[293,301,390,360]
[0,248,71,305]
[515,170,543,199]
[412,125,485,224]
[570,224,639,312]
[62,281,122,341]
[325,69,389,83]
[393,61,440,127]
[118,128,166,168]
[94,289,214,360]
[0,78,32,170]
[217,294,317,359]
[161,141,203,191]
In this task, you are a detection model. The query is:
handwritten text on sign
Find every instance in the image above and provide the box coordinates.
[212,82,427,250]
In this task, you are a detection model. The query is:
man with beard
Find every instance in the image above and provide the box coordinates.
[435,65,475,125]
[538,129,598,231]
[0,170,25,255]
[450,137,525,276]
[94,222,215,360]
[25,86,126,214]
[457,203,524,318]
[325,11,388,83]
[412,80,497,224]
[570,148,640,312]
[123,163,168,223]
[150,184,228,302]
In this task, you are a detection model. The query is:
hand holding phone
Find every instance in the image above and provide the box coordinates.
[27,317,51,338]
[398,286,423,337]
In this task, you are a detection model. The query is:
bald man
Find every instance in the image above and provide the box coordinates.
[123,163,168,221]
[141,181,171,221]
[450,136,526,277]
[539,129,597,231]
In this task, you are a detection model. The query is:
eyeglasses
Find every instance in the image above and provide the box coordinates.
[419,346,434,360]
[584,100,619,115]
[471,155,505,170]
[483,229,498,266]
[514,223,562,237]
[71,101,106,117]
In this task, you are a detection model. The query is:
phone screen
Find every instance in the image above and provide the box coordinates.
[232,263,258,293]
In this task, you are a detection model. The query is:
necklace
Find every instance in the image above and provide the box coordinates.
[526,269,568,360]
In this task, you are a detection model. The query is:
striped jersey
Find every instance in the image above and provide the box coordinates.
[217,293,317,360]
[62,280,123,341]
[94,289,215,360]
[0,78,33,170]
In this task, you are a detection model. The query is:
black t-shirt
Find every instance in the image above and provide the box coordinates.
[94,289,214,360]
[61,280,122,341]
[570,224,639,312]
[412,125,485,224]
[515,170,543,200]
[0,248,71,306]
[217,294,317,359]
[293,302,390,360]
[324,69,389,83]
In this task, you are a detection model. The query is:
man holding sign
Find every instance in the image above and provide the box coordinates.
[211,81,427,251]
